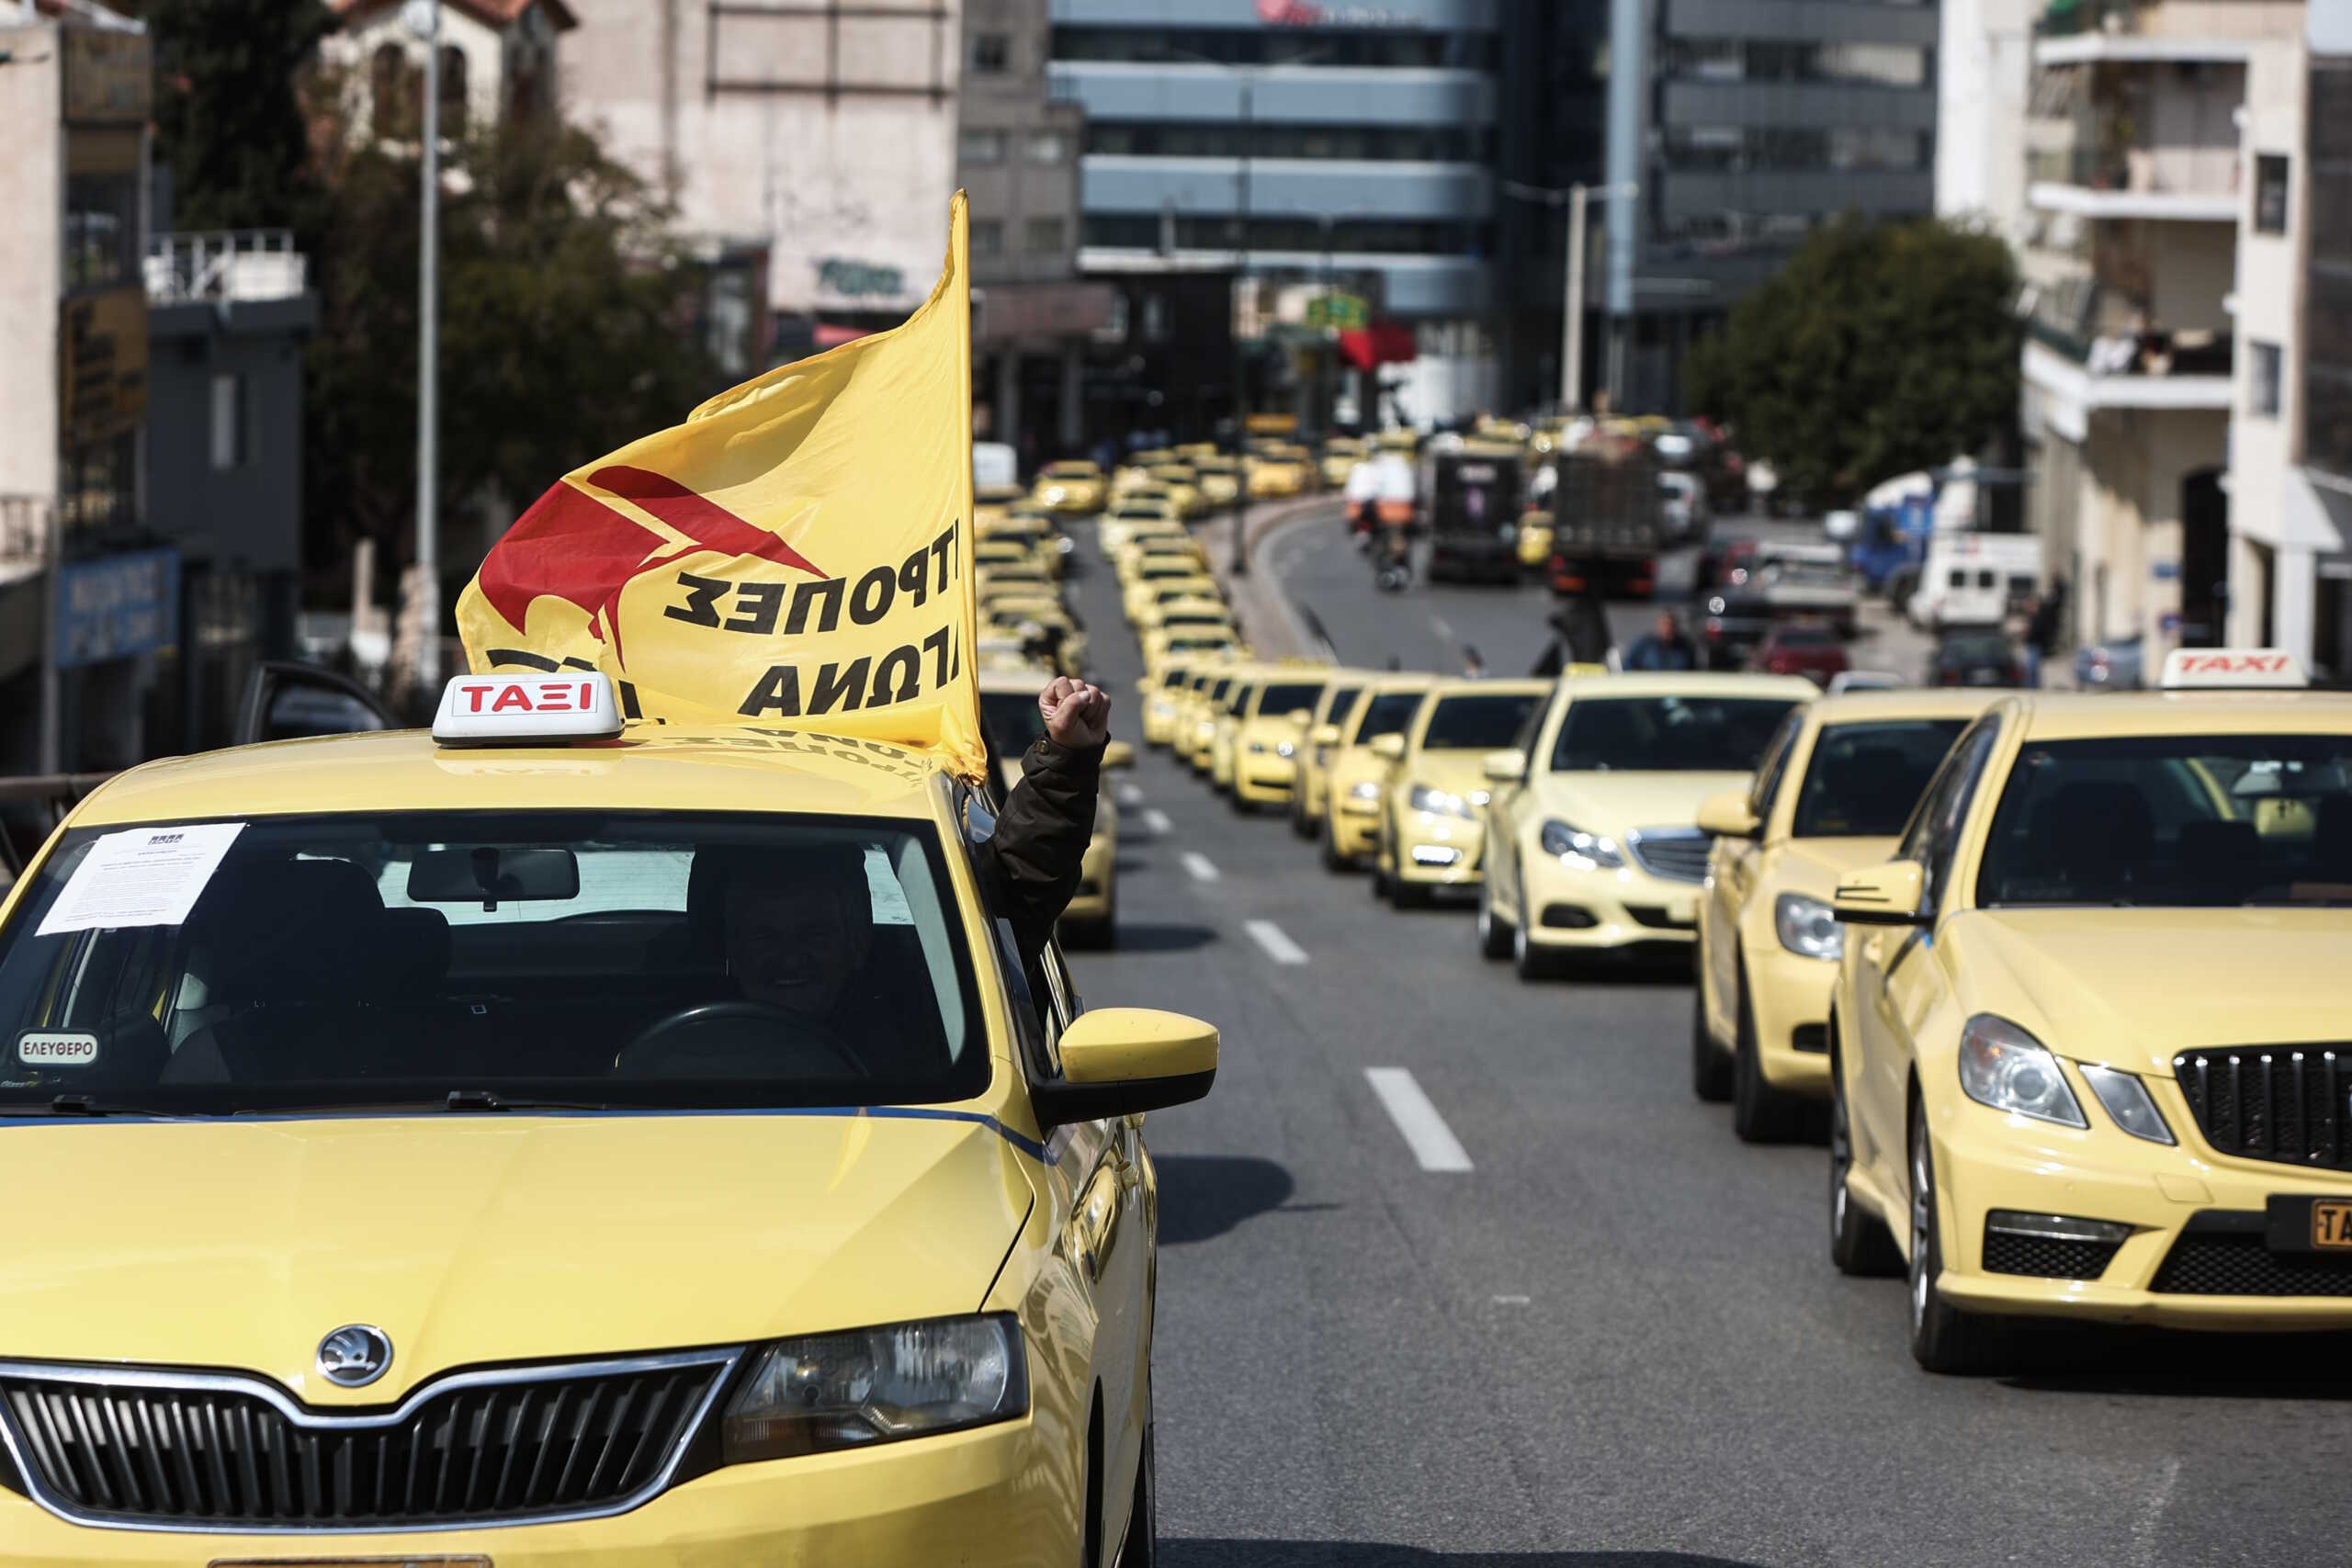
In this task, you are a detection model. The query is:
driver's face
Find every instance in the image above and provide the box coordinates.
[724,880,869,1015]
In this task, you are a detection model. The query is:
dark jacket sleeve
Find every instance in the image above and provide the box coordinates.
[976,736,1102,957]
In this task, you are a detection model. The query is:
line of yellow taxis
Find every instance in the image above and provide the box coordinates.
[1149,619,2352,1374]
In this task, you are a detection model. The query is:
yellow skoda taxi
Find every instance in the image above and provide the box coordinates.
[0,672,1213,1561]
[1478,673,1815,978]
[1827,651,2352,1372]
[1228,669,1333,813]
[1320,673,1436,873]
[1691,690,1996,1142]
[1371,680,1553,908]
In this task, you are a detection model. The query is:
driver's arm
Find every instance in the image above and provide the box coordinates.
[977,733,1101,959]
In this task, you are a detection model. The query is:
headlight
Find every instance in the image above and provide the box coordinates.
[1539,818,1623,869]
[1773,893,1843,961]
[722,1314,1026,1464]
[1275,740,1296,759]
[1957,1015,2086,1128]
[2078,1064,2175,1144]
[1349,780,1382,801]
[1408,784,1472,818]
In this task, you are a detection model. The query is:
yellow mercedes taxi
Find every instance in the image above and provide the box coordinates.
[978,668,1132,948]
[1123,566,1220,626]
[1477,672,1814,978]
[1032,459,1106,516]
[1288,671,1372,840]
[0,671,1215,1562]
[1144,465,1205,520]
[1139,599,1238,674]
[1370,680,1552,908]
[1826,650,2352,1373]
[1690,689,1996,1142]
[1114,533,1207,588]
[1228,669,1333,813]
[1099,498,1179,556]
[1320,673,1436,873]
[1244,450,1308,501]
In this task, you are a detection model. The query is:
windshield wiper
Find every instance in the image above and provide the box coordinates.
[441,1089,616,1113]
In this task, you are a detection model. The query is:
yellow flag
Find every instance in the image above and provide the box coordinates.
[455,195,985,780]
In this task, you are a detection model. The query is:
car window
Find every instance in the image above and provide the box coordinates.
[0,812,986,1114]
[1256,682,1324,718]
[1225,682,1256,717]
[1897,719,2001,918]
[1975,734,2352,908]
[1321,685,1363,729]
[1747,709,1805,820]
[1351,691,1425,743]
[1791,719,1970,838]
[1421,694,1544,750]
[1552,696,1801,773]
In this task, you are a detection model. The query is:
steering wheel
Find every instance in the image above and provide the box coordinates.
[614,1000,871,1080]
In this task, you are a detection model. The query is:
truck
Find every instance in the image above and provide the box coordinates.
[1422,437,1526,584]
[1905,531,2043,630]
[1539,434,1662,599]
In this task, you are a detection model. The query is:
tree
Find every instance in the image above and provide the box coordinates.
[1685,215,2021,506]
[142,0,335,238]
[302,107,722,604]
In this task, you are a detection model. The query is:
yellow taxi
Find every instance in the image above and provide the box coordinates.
[1123,565,1219,625]
[1204,669,1263,789]
[973,481,1027,533]
[1227,669,1333,813]
[1477,672,1815,978]
[1099,498,1180,555]
[978,510,1069,580]
[1370,680,1552,908]
[978,668,1134,947]
[1144,465,1205,520]
[1244,449,1308,500]
[1140,658,1205,747]
[1319,437,1365,490]
[1032,459,1106,516]
[1826,651,2352,1371]
[980,595,1088,679]
[1191,456,1241,510]
[1319,673,1436,872]
[1174,667,1244,772]
[1114,533,1208,588]
[0,671,1215,1562]
[974,533,1052,581]
[1288,671,1372,840]
[1690,690,1997,1141]
[1139,599,1238,673]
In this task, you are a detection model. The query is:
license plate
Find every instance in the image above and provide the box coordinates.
[2263,1195,2352,1252]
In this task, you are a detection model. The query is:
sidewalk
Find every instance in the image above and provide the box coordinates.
[1194,494,1338,661]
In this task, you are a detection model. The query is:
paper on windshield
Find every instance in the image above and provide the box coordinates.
[35,823,246,936]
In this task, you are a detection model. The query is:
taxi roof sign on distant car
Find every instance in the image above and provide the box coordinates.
[430,671,624,746]
[2158,648,2308,691]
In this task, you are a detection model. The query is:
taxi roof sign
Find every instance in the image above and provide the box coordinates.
[2159,649,2309,691]
[432,673,624,747]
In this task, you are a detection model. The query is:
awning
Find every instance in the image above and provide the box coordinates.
[1339,321,1417,371]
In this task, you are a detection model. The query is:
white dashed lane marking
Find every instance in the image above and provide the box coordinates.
[1243,919,1308,965]
[1181,852,1220,883]
[1115,781,1145,808]
[1142,808,1173,837]
[1364,1067,1474,1173]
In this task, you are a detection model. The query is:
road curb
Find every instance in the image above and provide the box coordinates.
[1197,495,1337,661]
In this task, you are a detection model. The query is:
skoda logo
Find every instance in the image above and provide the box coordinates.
[316,1324,393,1388]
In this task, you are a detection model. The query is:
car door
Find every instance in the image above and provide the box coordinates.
[1849,719,2001,1194]
[1708,709,1802,1026]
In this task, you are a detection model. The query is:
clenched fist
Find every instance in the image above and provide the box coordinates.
[1039,677,1111,750]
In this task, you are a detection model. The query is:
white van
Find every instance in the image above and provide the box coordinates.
[973,440,1019,491]
[1905,532,2042,629]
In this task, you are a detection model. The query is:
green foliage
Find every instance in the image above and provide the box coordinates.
[144,0,334,238]
[1685,215,2021,505]
[303,112,721,593]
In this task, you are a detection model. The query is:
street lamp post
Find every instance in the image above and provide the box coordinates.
[1230,69,1251,577]
[413,0,442,694]
[1504,177,1637,413]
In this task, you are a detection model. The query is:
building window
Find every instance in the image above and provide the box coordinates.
[62,171,139,293]
[370,42,415,138]
[971,32,1010,73]
[970,219,1003,256]
[2251,340,2283,418]
[1140,292,1169,342]
[210,373,250,471]
[958,129,1004,164]
[2256,153,2290,234]
[1023,130,1069,164]
[1023,216,1064,254]
[58,434,137,534]
[439,44,469,130]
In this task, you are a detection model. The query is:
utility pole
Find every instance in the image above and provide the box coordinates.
[1229,69,1252,579]
[414,0,442,692]
[1562,182,1637,412]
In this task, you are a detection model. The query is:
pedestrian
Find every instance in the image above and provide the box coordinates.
[2025,574,2067,689]
[1532,590,1615,675]
[1623,610,1699,672]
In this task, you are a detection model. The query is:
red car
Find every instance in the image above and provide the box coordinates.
[1750,621,1849,685]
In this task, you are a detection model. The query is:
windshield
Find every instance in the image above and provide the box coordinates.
[1044,461,1096,478]
[1422,694,1543,750]
[0,813,986,1115]
[1257,682,1324,717]
[1792,719,1968,837]
[1552,696,1800,772]
[1352,691,1426,743]
[1977,735,2352,908]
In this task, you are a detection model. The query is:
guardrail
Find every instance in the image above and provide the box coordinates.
[144,231,309,305]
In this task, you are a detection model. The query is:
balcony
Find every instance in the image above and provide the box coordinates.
[2023,312,2233,441]
[144,231,310,306]
[2027,145,2239,221]
[2032,0,2254,63]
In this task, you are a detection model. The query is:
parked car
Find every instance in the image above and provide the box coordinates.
[1750,621,1849,686]
[2071,633,2146,691]
[1932,627,2026,688]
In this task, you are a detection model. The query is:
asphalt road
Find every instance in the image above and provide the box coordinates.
[1062,504,2352,1568]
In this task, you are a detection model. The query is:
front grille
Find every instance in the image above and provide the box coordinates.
[1626,829,1710,885]
[2172,1045,2352,1172]
[0,1349,735,1531]
[1982,1230,2121,1280]
[2152,1215,2352,1296]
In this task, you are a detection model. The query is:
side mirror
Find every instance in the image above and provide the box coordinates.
[1369,733,1408,763]
[1311,724,1342,747]
[1032,1008,1219,1127]
[1482,749,1528,784]
[1833,860,1928,926]
[1102,740,1136,771]
[1695,790,1760,840]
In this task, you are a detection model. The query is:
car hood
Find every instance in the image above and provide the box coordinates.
[1949,909,2352,1077]
[1525,770,1754,836]
[0,1111,1033,1404]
